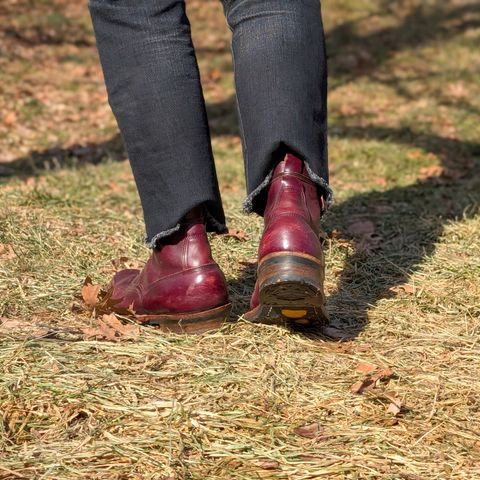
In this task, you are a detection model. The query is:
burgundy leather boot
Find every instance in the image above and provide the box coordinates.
[106,207,231,333]
[244,154,329,327]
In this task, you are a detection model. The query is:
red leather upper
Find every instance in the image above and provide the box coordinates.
[251,154,324,309]
[260,154,323,258]
[108,207,229,315]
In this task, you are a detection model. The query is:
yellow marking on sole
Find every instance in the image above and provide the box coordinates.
[282,309,307,319]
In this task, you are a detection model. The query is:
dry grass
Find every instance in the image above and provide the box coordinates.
[1,0,480,478]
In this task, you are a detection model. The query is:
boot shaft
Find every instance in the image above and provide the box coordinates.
[153,206,214,271]
[264,154,322,227]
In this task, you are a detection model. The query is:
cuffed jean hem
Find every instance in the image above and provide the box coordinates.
[242,163,334,216]
[144,207,228,249]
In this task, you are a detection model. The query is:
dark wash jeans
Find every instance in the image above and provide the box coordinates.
[89,0,331,247]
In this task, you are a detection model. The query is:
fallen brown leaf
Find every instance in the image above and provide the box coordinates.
[3,111,16,126]
[389,284,416,295]
[356,362,377,374]
[419,165,444,178]
[253,459,280,470]
[387,398,402,416]
[347,220,375,237]
[81,276,102,307]
[81,314,140,342]
[0,317,23,330]
[347,220,382,252]
[350,367,394,395]
[208,68,222,82]
[350,378,375,395]
[294,422,325,439]
[0,317,50,338]
[0,244,16,260]
[108,181,122,193]
[373,177,387,187]
[407,149,426,160]
[111,257,142,271]
[225,228,248,241]
[447,81,469,100]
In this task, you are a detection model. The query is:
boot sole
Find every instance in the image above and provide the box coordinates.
[135,303,232,334]
[244,252,329,327]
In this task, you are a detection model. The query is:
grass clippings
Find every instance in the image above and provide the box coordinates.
[1,0,480,478]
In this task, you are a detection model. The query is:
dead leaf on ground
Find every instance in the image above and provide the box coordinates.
[253,459,280,470]
[350,367,394,395]
[208,68,222,82]
[347,220,383,252]
[348,220,375,237]
[108,181,122,193]
[447,82,469,100]
[0,244,16,260]
[387,398,402,416]
[0,317,50,338]
[373,177,387,187]
[3,111,16,126]
[407,149,432,161]
[81,276,102,307]
[294,422,325,439]
[356,362,377,374]
[0,317,23,330]
[111,257,142,271]
[419,165,444,178]
[224,228,248,241]
[389,284,416,295]
[81,314,140,342]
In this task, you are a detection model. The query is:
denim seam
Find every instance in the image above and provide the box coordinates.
[230,42,249,190]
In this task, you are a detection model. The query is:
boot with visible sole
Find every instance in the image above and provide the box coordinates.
[106,207,231,334]
[244,154,329,327]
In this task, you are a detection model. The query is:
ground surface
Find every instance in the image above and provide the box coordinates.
[1,0,480,478]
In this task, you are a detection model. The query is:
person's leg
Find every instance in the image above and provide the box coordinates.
[88,0,231,332]
[89,0,226,247]
[221,0,332,213]
[221,0,331,326]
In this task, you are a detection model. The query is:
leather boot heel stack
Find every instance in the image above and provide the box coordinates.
[256,251,326,325]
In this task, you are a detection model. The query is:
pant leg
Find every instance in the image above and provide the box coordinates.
[221,0,332,214]
[89,0,226,247]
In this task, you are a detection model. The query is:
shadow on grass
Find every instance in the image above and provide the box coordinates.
[323,166,479,333]
[227,145,479,337]
[0,97,240,178]
[327,2,480,83]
